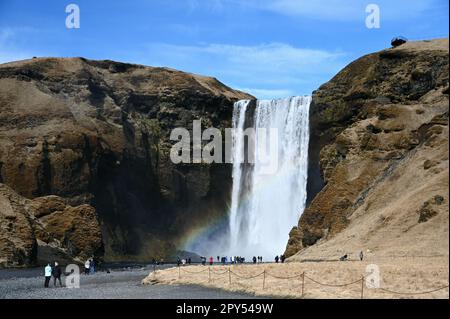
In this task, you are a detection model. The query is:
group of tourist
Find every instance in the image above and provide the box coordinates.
[43,261,63,288]
[252,256,264,263]
[274,255,286,263]
[84,258,97,275]
[175,254,293,266]
[43,257,97,288]
[217,256,246,264]
[177,257,193,266]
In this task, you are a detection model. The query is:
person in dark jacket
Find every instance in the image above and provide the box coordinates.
[90,258,96,274]
[52,261,63,287]
[275,255,279,263]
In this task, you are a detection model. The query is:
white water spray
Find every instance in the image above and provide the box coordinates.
[228,96,311,259]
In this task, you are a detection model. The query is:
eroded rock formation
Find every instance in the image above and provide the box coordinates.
[286,39,449,259]
[0,183,103,267]
[0,57,252,265]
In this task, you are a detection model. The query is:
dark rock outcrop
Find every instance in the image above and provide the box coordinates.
[0,57,252,264]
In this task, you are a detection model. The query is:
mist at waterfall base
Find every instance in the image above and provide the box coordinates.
[185,96,311,261]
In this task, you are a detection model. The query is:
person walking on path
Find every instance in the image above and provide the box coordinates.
[52,262,63,287]
[209,256,214,265]
[359,251,364,261]
[44,263,52,288]
[84,259,90,275]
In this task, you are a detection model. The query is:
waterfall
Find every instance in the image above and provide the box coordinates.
[227,96,311,259]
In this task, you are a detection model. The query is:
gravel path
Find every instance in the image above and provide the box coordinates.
[0,266,261,299]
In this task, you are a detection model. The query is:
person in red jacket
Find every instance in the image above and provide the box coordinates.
[209,256,214,265]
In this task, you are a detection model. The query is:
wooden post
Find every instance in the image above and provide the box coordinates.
[228,268,231,285]
[263,270,266,289]
[301,272,305,298]
[361,276,364,299]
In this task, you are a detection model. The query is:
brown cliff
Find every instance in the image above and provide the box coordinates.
[0,57,252,265]
[286,39,449,259]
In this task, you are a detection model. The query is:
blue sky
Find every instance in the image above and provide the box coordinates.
[0,0,448,98]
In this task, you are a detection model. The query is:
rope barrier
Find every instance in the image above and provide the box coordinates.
[173,266,449,298]
[266,272,303,280]
[304,274,364,288]
[378,285,449,295]
[230,270,265,279]
[211,270,229,276]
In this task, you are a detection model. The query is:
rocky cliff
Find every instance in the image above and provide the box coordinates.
[0,183,103,267]
[286,39,449,259]
[0,57,251,266]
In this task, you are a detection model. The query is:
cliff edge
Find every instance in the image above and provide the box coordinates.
[286,38,449,260]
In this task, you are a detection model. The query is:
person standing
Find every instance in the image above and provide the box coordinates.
[209,256,214,265]
[52,262,63,287]
[90,258,96,274]
[84,259,90,275]
[359,251,364,261]
[275,255,279,263]
[44,263,52,288]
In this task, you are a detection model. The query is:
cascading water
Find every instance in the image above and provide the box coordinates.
[227,96,311,259]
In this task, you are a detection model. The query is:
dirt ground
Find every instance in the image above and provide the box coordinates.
[143,258,449,299]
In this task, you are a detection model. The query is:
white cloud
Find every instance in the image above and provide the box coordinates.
[262,0,436,21]
[178,0,438,22]
[145,42,344,79]
[138,41,347,98]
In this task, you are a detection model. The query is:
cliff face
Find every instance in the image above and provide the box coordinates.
[0,57,252,266]
[286,39,449,259]
[0,183,103,267]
